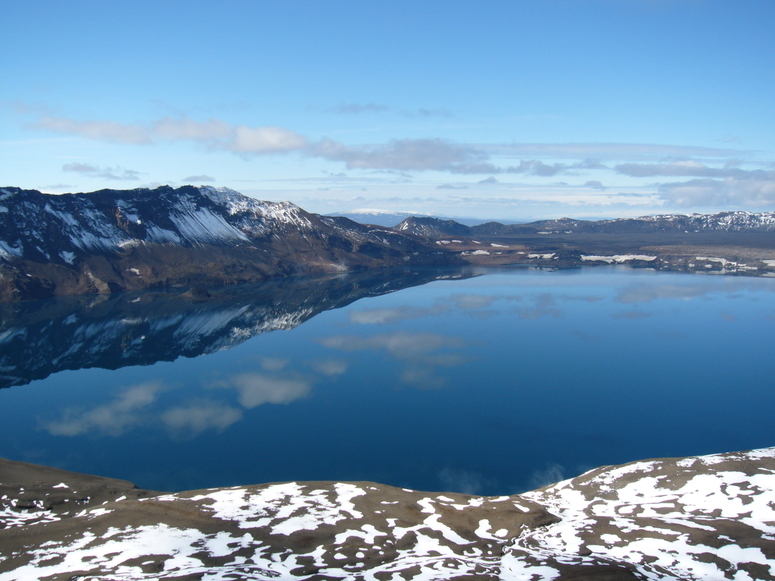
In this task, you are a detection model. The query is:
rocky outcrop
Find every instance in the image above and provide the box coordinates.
[1,447,773,580]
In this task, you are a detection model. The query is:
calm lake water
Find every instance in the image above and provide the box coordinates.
[1,266,774,495]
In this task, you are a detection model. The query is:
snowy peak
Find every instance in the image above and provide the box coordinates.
[0,186,318,264]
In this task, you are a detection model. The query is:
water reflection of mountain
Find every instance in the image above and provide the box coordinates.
[0,268,477,389]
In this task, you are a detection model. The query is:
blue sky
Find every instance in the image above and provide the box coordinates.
[2,0,774,220]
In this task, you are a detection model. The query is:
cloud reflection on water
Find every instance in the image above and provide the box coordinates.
[348,305,448,325]
[43,381,164,436]
[310,359,348,377]
[162,400,243,435]
[615,278,775,304]
[319,331,466,389]
[320,331,462,360]
[219,373,313,409]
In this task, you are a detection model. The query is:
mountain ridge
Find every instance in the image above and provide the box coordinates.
[3,185,775,302]
[0,186,460,302]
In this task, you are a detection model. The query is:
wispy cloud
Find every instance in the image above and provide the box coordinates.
[327,102,451,118]
[329,102,390,114]
[33,110,773,210]
[63,162,141,180]
[35,116,152,144]
[484,142,748,161]
[182,174,215,183]
[616,161,774,179]
[309,138,490,173]
[658,175,775,207]
[37,114,307,155]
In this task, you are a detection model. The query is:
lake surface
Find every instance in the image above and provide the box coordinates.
[1,266,774,495]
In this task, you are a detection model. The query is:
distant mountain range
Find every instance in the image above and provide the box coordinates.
[328,209,518,228]
[394,212,775,237]
[2,185,775,302]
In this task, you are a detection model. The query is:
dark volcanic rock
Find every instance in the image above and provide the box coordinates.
[1,447,773,580]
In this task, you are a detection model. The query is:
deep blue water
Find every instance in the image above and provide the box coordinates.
[1,266,774,495]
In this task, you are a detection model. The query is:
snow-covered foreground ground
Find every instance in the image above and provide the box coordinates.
[1,448,773,580]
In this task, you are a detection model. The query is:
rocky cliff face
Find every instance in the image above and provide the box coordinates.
[0,186,457,302]
[1,447,773,580]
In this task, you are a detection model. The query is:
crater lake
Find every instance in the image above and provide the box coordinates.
[1,266,773,495]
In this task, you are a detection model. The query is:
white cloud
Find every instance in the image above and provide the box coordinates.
[230,125,307,153]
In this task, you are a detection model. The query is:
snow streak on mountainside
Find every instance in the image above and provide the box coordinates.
[0,186,346,261]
